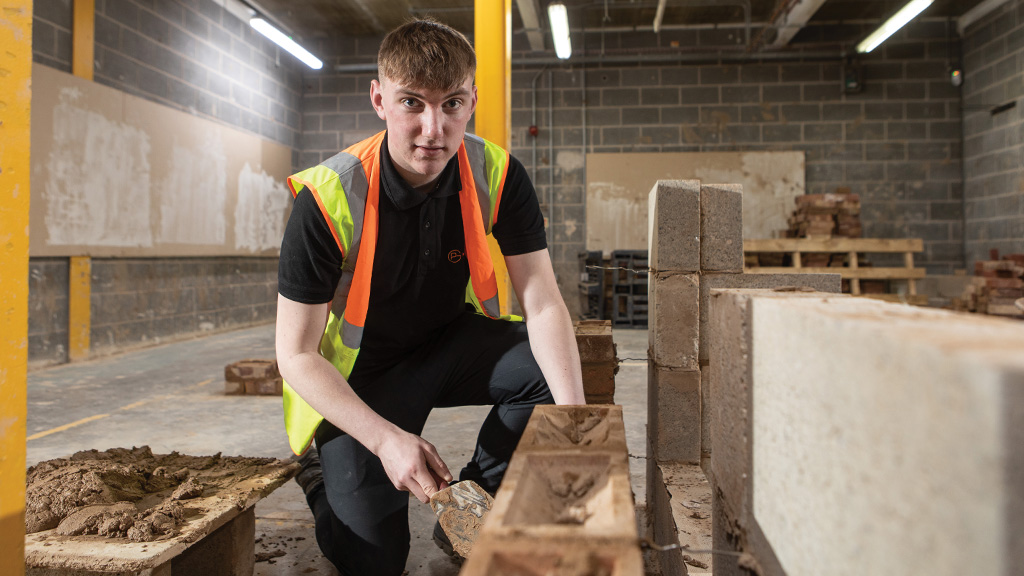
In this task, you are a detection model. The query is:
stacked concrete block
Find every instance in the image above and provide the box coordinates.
[461,405,642,575]
[575,319,619,405]
[708,289,1024,575]
[645,179,843,574]
[224,359,282,395]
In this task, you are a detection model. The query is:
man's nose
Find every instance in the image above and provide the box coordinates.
[421,107,443,139]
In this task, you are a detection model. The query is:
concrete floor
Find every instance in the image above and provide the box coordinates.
[26,323,650,575]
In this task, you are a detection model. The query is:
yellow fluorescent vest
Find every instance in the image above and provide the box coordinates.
[283,131,516,455]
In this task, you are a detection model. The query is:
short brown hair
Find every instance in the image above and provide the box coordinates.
[378,18,476,91]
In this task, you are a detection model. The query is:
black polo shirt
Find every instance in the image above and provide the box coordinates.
[278,134,547,378]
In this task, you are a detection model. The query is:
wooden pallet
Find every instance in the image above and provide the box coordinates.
[744,238,928,305]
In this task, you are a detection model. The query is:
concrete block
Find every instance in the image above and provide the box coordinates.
[648,180,700,273]
[649,273,699,370]
[581,362,617,400]
[698,273,842,364]
[699,184,744,273]
[517,405,628,454]
[710,290,1024,575]
[574,319,616,363]
[460,537,644,576]
[648,367,701,464]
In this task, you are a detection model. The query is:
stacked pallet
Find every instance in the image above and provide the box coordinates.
[955,251,1024,318]
[784,189,863,239]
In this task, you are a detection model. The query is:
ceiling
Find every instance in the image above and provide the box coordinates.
[250,0,988,49]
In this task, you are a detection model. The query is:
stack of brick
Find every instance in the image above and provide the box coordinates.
[460,405,642,575]
[224,359,283,395]
[646,180,841,574]
[574,319,618,405]
[783,189,863,240]
[954,251,1024,318]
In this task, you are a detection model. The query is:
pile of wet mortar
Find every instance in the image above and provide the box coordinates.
[26,446,296,544]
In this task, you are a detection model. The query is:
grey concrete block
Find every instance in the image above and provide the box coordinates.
[622,107,659,124]
[649,273,699,370]
[699,273,842,363]
[649,366,701,464]
[648,180,701,273]
[700,184,743,273]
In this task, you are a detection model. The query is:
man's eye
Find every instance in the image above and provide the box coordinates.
[445,100,462,109]
[401,98,419,107]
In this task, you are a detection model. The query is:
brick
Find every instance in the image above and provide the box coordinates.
[649,273,699,370]
[700,184,744,273]
[517,405,628,453]
[224,380,246,395]
[460,538,644,576]
[581,362,617,399]
[244,378,283,395]
[225,359,279,382]
[648,180,701,273]
[574,320,615,363]
[649,367,701,463]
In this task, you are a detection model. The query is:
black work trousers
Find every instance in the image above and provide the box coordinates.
[305,311,554,576]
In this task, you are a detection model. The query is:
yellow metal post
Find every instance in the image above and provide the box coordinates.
[475,0,513,314]
[70,0,94,357]
[68,257,91,360]
[0,2,33,574]
[72,0,94,80]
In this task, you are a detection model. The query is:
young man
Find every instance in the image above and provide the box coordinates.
[275,19,585,575]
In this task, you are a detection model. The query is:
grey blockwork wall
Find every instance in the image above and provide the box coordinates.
[301,21,965,316]
[89,258,278,358]
[961,0,1024,264]
[29,0,300,364]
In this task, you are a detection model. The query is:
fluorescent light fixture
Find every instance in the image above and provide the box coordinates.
[249,17,323,70]
[856,0,934,54]
[548,2,571,60]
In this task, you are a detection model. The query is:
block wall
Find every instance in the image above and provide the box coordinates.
[961,0,1024,264]
[29,0,297,363]
[303,21,965,316]
[28,258,278,365]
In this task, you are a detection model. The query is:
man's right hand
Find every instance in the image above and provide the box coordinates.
[375,429,453,503]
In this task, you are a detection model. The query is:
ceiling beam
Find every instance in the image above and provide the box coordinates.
[515,0,546,52]
[765,0,827,49]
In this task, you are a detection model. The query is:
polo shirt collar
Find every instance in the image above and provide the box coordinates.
[380,133,461,211]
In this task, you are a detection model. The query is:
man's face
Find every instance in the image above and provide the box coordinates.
[370,74,477,191]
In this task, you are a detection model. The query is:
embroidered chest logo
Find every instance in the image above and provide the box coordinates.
[447,249,463,263]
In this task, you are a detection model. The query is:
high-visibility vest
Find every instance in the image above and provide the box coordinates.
[283,130,516,455]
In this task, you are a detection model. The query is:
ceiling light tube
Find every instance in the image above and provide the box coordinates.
[548,2,572,60]
[856,0,934,54]
[250,17,323,70]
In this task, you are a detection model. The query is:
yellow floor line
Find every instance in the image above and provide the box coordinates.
[27,413,109,441]
[28,378,217,441]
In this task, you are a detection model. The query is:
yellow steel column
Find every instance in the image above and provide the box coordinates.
[68,257,91,360]
[72,0,94,80]
[69,0,94,358]
[475,0,513,314]
[0,2,33,574]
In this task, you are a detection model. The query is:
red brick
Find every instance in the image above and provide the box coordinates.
[244,378,283,396]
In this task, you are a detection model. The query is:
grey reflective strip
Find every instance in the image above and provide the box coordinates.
[330,270,354,318]
[481,295,500,318]
[463,135,492,234]
[327,152,368,256]
[342,317,364,350]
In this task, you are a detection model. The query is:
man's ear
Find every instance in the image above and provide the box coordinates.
[370,79,386,121]
[468,84,478,115]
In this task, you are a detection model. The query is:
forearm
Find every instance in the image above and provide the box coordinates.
[525,302,586,405]
[277,349,398,455]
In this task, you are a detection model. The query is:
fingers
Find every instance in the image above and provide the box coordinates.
[424,445,453,484]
